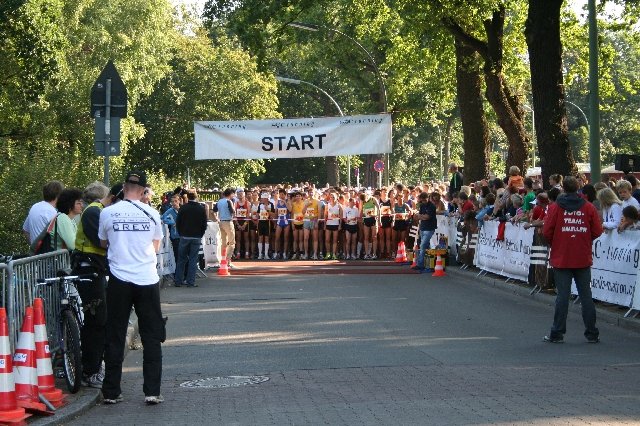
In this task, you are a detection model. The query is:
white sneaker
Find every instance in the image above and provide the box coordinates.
[291,253,298,260]
[301,254,307,260]
[283,253,288,260]
[311,255,318,260]
[272,253,279,260]
[144,395,164,405]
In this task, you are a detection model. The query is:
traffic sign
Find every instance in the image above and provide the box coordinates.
[354,167,360,177]
[90,60,128,118]
[94,117,121,156]
[373,160,385,172]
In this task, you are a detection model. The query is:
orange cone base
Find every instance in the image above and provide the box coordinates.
[432,270,446,277]
[0,406,30,424]
[16,400,51,415]
[217,268,230,276]
[39,388,65,407]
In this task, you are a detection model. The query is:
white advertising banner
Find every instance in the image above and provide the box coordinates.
[573,230,640,306]
[202,221,221,268]
[474,221,533,282]
[194,114,392,159]
[430,216,455,252]
[632,268,640,311]
[156,224,176,276]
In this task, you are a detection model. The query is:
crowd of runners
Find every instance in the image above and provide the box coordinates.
[158,165,640,264]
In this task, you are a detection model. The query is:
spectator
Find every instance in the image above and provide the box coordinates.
[53,188,84,250]
[475,193,496,228]
[615,180,640,211]
[412,192,437,272]
[72,182,123,389]
[161,194,181,267]
[524,192,549,230]
[507,166,524,189]
[448,163,463,197]
[174,190,207,288]
[623,174,640,204]
[542,176,602,344]
[99,170,165,405]
[548,174,563,190]
[522,178,536,213]
[618,205,640,232]
[597,187,623,231]
[23,180,64,244]
[459,192,475,214]
[214,188,237,264]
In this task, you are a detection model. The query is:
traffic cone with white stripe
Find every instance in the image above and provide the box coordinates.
[0,308,30,424]
[432,254,446,277]
[217,248,230,276]
[410,243,419,268]
[33,299,65,407]
[395,242,407,263]
[13,307,49,413]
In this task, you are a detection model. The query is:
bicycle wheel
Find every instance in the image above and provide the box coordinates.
[61,309,83,393]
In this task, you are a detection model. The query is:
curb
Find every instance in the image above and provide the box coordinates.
[447,266,640,335]
[30,313,140,425]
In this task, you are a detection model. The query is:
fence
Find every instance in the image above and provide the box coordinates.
[1,250,70,351]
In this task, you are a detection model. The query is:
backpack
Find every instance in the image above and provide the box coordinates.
[30,214,59,255]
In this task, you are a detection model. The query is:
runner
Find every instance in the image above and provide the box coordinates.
[290,191,305,259]
[233,189,251,260]
[248,190,260,259]
[360,190,380,259]
[343,197,360,259]
[378,189,394,259]
[392,192,411,253]
[273,189,290,260]
[303,188,321,260]
[324,193,343,260]
[257,193,274,260]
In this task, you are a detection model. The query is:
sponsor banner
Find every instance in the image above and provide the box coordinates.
[194,114,392,159]
[430,216,457,255]
[202,221,221,267]
[633,267,640,311]
[474,221,533,282]
[156,224,176,276]
[573,230,640,306]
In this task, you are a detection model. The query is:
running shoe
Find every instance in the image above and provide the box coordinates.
[291,253,298,260]
[311,255,318,260]
[371,254,377,260]
[363,254,371,260]
[103,394,124,404]
[245,252,250,259]
[324,253,332,260]
[82,372,103,389]
[272,253,279,260]
[283,253,288,260]
[258,254,263,260]
[144,395,164,405]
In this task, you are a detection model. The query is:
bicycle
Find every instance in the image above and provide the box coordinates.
[36,269,95,393]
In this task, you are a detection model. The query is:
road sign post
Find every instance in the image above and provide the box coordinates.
[91,60,127,186]
[373,160,384,189]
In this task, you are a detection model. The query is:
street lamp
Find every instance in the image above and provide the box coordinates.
[275,76,351,186]
[588,0,601,183]
[565,100,590,131]
[288,21,390,185]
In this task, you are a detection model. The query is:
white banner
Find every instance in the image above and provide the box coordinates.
[202,221,221,267]
[632,268,640,311]
[573,230,640,306]
[430,216,455,252]
[156,224,176,276]
[194,114,392,159]
[474,221,533,282]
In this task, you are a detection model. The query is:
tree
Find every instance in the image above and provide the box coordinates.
[525,0,575,186]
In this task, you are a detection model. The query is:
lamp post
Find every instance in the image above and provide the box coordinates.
[523,104,535,169]
[288,21,390,185]
[275,76,350,186]
[588,0,601,183]
[565,100,590,131]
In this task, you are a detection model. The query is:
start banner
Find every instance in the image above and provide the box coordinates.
[194,114,392,159]
[573,230,640,306]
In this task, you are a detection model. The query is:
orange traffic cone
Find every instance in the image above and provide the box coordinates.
[400,242,408,263]
[33,299,65,407]
[394,242,405,263]
[410,243,419,268]
[0,308,30,425]
[13,307,50,414]
[218,248,230,276]
[432,254,446,277]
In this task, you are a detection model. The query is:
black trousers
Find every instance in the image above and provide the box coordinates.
[102,275,164,399]
[73,265,107,376]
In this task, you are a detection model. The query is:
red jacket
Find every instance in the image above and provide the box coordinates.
[543,193,602,268]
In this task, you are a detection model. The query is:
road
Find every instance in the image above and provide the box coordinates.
[68,261,640,425]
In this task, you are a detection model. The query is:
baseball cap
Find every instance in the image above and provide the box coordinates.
[110,183,124,201]
[125,170,147,187]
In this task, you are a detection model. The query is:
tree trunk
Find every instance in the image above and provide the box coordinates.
[525,0,576,187]
[443,113,454,180]
[482,8,529,176]
[325,156,339,187]
[455,39,490,185]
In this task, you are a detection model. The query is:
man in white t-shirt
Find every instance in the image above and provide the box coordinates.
[98,170,165,405]
[22,180,64,244]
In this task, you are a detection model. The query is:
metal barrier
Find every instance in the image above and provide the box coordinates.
[6,250,70,351]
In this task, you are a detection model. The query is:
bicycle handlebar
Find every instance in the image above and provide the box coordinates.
[36,273,98,285]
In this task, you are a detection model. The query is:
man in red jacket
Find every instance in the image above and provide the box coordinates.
[542,176,603,343]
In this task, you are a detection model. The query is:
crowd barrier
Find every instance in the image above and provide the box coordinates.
[0,250,70,350]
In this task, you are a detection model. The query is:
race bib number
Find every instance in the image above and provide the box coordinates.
[259,211,269,220]
[236,208,247,218]
[295,214,304,222]
[364,208,375,217]
[305,208,316,219]
[277,208,288,217]
[395,212,407,220]
[380,206,392,216]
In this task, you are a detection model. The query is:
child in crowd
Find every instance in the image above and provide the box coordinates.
[616,180,640,211]
[597,187,623,231]
[507,166,524,189]
[618,205,640,232]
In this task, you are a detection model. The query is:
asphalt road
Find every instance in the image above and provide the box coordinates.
[68,264,640,425]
